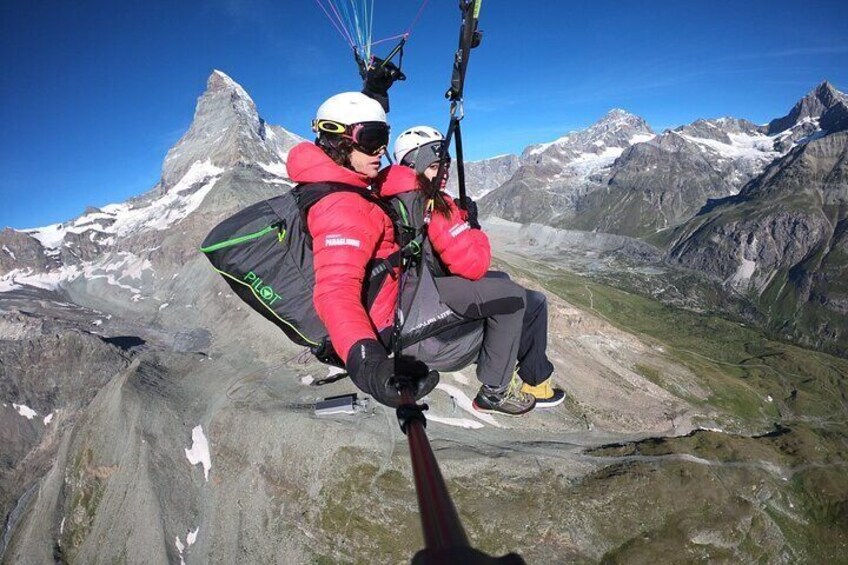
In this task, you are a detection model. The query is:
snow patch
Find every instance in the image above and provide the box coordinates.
[13,403,37,419]
[24,223,66,249]
[629,133,656,145]
[680,131,778,161]
[43,412,54,425]
[175,526,200,565]
[0,251,153,295]
[21,160,223,250]
[300,375,314,385]
[259,161,288,178]
[426,414,485,429]
[434,384,500,427]
[448,371,470,385]
[185,425,212,481]
[327,366,346,378]
[728,235,759,287]
[2,245,16,260]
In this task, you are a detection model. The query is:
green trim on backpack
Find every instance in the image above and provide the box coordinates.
[209,265,321,347]
[200,224,278,253]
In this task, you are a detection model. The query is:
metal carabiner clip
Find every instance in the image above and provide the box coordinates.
[450,99,465,121]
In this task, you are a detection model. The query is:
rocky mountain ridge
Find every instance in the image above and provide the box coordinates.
[480,81,846,239]
[0,70,302,292]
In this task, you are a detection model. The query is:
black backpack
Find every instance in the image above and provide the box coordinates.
[200,183,412,366]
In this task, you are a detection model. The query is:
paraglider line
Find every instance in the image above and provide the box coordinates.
[405,0,430,36]
[314,0,356,47]
[370,33,408,47]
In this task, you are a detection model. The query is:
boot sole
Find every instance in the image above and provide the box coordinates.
[533,391,566,408]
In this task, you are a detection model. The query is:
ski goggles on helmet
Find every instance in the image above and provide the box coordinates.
[313,119,390,156]
[403,140,450,174]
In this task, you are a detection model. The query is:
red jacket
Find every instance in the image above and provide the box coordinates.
[286,142,399,362]
[378,165,491,280]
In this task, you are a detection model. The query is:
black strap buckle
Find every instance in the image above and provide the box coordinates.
[396,402,429,435]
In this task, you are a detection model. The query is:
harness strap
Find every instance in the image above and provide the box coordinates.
[436,0,483,209]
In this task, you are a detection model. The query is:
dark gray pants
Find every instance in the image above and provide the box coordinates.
[403,272,553,390]
[433,275,527,388]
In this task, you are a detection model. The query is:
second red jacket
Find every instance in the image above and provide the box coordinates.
[378,165,492,280]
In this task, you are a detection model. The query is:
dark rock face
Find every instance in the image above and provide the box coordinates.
[668,130,848,353]
[0,229,53,276]
[0,305,132,541]
[767,81,847,135]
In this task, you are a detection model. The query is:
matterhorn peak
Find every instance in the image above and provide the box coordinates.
[160,71,268,188]
[208,70,255,105]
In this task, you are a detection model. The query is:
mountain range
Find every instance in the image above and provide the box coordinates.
[476,80,848,354]
[1,71,847,563]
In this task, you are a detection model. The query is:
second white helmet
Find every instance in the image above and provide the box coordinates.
[393,126,446,171]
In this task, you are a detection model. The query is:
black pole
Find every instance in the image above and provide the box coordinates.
[434,0,483,209]
[453,121,467,206]
[396,390,527,564]
[397,389,469,550]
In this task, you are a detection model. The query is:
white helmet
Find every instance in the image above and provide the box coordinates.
[393,126,446,171]
[313,92,387,130]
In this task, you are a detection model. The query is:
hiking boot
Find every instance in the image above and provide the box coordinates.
[521,378,566,408]
[472,374,536,416]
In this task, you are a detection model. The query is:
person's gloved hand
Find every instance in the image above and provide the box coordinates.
[361,56,406,112]
[454,196,480,229]
[346,339,439,407]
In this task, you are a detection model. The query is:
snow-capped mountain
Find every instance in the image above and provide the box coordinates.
[0,70,303,297]
[522,108,655,161]
[566,117,784,236]
[768,80,848,149]
[162,70,300,188]
[480,109,655,224]
[482,82,846,238]
[666,82,848,352]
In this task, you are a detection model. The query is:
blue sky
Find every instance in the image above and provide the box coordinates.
[1,0,847,229]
